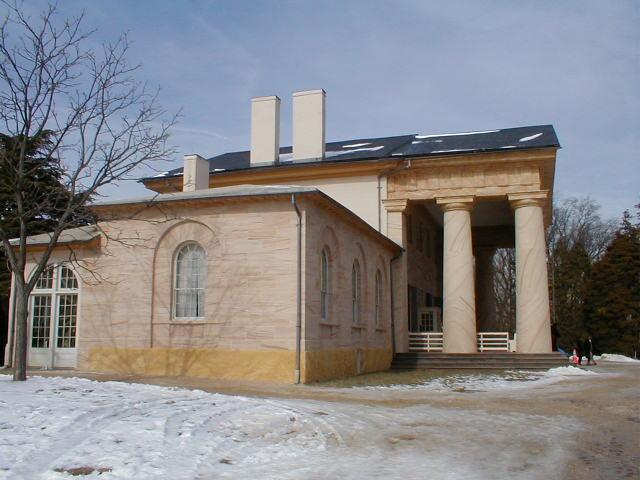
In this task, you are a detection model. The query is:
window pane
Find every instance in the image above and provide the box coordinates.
[352,261,360,324]
[375,271,382,327]
[59,265,78,290]
[174,244,206,318]
[31,295,52,348]
[35,267,54,290]
[321,250,329,320]
[57,294,78,348]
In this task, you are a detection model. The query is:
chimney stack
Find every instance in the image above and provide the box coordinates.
[250,95,281,166]
[182,154,209,192]
[292,89,325,161]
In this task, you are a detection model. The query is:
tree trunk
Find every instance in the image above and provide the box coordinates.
[12,285,28,381]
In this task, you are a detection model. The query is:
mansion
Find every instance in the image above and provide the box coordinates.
[5,90,560,382]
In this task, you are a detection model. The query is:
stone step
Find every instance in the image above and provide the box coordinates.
[393,356,566,362]
[391,352,569,370]
[392,360,567,366]
[391,365,562,371]
[397,352,565,357]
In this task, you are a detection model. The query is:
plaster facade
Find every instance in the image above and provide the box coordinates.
[6,126,559,381]
[9,193,398,382]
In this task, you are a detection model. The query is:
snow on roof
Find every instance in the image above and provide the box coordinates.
[141,125,559,182]
[324,145,385,158]
[414,129,500,139]
[519,133,543,142]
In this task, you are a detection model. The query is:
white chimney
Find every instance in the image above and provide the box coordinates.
[292,89,325,160]
[250,95,281,166]
[182,154,209,192]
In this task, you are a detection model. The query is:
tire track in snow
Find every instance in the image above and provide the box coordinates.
[10,392,206,479]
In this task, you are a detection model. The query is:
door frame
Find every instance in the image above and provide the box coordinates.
[27,264,80,369]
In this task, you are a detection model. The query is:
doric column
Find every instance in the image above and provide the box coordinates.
[475,247,497,332]
[508,192,552,353]
[382,198,409,353]
[436,196,477,353]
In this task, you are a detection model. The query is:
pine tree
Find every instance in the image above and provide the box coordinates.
[553,240,592,351]
[584,206,640,356]
[0,131,84,295]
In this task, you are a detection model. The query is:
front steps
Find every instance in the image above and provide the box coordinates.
[391,352,569,370]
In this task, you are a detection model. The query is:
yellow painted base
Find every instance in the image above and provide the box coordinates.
[86,347,296,383]
[85,346,393,384]
[302,348,393,383]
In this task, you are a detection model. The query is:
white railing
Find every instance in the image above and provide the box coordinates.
[408,331,511,352]
[477,332,510,352]
[409,332,443,352]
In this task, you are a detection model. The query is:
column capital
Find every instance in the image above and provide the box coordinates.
[436,195,474,212]
[382,198,409,212]
[508,190,548,209]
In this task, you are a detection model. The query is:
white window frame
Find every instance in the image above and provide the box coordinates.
[30,264,80,350]
[352,260,361,325]
[320,248,330,322]
[173,242,206,320]
[374,269,383,328]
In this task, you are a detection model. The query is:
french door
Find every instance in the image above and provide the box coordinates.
[28,265,79,368]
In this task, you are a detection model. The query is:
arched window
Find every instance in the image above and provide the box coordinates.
[352,260,361,324]
[375,269,383,328]
[320,248,330,321]
[174,243,206,318]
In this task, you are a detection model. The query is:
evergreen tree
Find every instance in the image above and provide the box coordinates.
[0,131,88,295]
[553,240,592,351]
[584,205,640,356]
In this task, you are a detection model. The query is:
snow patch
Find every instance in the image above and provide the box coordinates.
[412,139,443,144]
[544,366,598,377]
[595,353,640,363]
[354,366,599,393]
[519,133,543,142]
[415,129,499,139]
[341,142,371,148]
[324,145,384,158]
[430,148,475,154]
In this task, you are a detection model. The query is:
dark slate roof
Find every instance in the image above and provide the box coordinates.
[144,125,559,181]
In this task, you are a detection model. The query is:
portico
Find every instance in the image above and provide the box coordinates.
[383,148,556,355]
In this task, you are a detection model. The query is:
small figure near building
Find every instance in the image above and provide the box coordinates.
[583,335,597,366]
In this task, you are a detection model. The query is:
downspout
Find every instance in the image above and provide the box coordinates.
[377,159,412,232]
[291,194,302,384]
[389,249,404,355]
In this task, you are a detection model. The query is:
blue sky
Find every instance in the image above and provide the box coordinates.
[23,1,640,219]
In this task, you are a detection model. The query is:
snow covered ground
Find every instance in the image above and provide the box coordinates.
[0,372,590,480]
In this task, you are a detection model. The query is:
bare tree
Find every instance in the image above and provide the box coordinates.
[493,248,516,333]
[493,196,616,343]
[0,2,177,380]
[547,196,617,261]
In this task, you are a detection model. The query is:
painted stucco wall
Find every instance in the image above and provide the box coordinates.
[302,198,396,382]
[287,175,386,233]
[404,203,442,318]
[12,195,398,383]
